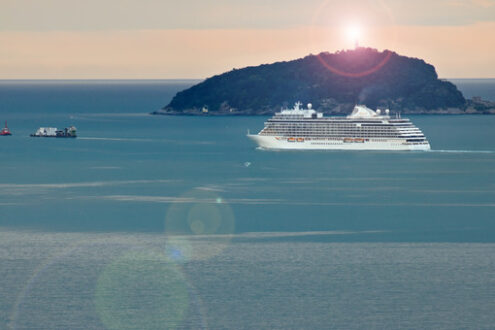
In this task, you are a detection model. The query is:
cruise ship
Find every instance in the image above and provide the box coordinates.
[247,102,430,151]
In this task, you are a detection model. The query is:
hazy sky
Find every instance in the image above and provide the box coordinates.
[1,0,494,78]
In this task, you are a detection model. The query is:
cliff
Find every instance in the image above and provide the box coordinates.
[154,48,495,115]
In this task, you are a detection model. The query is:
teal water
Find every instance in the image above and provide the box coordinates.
[1,80,495,329]
[449,79,495,101]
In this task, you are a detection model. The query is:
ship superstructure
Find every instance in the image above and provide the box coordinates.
[30,126,77,138]
[248,102,430,150]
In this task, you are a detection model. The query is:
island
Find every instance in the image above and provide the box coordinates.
[153,48,495,115]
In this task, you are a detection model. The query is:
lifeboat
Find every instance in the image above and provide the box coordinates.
[343,137,365,143]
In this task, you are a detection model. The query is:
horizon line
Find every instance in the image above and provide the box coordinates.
[1,78,494,81]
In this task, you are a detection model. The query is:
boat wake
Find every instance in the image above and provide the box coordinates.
[429,149,495,154]
[79,137,214,145]
[79,137,153,142]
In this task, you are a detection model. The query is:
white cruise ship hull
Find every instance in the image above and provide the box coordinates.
[249,104,431,151]
[248,135,431,151]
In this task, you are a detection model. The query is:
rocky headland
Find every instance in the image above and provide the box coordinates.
[153,48,495,115]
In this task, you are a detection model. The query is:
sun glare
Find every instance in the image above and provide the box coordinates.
[346,24,361,48]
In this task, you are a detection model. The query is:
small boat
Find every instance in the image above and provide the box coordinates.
[30,126,77,138]
[1,121,12,136]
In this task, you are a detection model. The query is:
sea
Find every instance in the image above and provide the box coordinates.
[0,79,494,329]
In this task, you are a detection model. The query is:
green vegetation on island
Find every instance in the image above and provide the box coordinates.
[154,48,495,115]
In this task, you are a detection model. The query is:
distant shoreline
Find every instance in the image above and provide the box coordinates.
[153,95,495,116]
[152,106,495,116]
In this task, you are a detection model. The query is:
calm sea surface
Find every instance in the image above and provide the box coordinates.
[1,79,495,329]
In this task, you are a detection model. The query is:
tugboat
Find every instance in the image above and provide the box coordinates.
[30,126,77,138]
[1,121,12,136]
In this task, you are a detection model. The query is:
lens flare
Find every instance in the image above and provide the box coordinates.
[165,237,194,262]
[309,0,398,78]
[164,189,235,260]
[10,234,208,329]
[10,243,82,329]
[346,24,361,47]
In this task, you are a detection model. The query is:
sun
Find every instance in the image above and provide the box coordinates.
[345,24,362,48]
